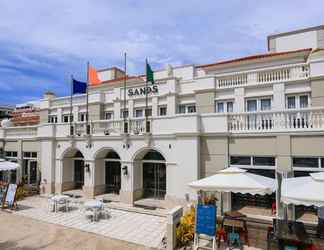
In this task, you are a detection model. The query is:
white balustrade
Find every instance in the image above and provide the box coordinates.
[216,64,310,89]
[228,108,324,133]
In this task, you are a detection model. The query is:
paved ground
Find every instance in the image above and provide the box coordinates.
[0,211,147,250]
[12,196,166,249]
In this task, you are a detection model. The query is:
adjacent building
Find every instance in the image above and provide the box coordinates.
[1,25,324,215]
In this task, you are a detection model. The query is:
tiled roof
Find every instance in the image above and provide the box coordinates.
[197,48,312,69]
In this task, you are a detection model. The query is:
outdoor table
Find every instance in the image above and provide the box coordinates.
[267,219,311,250]
[222,212,249,246]
[51,195,69,212]
[84,200,104,221]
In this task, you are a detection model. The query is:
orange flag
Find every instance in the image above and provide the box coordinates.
[88,65,102,86]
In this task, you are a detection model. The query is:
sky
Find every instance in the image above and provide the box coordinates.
[0,0,324,105]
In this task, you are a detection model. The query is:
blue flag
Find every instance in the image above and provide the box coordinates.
[72,79,87,94]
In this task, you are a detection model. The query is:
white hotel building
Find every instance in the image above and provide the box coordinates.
[1,25,324,212]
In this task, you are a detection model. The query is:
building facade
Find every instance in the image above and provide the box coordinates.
[1,25,324,210]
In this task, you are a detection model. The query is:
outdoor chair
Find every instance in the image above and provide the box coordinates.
[47,196,55,212]
[85,209,95,222]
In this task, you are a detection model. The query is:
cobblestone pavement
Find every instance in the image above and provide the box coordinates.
[14,196,167,249]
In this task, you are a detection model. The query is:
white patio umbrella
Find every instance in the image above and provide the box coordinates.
[188,167,276,195]
[281,172,324,207]
[0,159,19,172]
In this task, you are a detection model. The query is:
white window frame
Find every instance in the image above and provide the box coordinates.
[62,114,73,123]
[230,155,276,170]
[105,111,113,120]
[286,93,310,109]
[245,97,272,112]
[215,100,234,113]
[292,156,324,172]
[159,106,167,116]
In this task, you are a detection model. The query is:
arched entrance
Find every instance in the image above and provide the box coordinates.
[94,148,121,195]
[142,150,166,199]
[105,151,121,194]
[61,148,84,191]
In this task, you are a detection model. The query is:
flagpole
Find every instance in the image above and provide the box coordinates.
[145,58,148,132]
[86,62,90,135]
[123,52,127,133]
[70,74,73,136]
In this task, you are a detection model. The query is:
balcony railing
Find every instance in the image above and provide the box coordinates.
[228,108,324,133]
[216,64,309,89]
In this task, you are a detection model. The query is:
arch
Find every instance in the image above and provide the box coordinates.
[59,147,85,160]
[132,147,167,162]
[93,147,122,160]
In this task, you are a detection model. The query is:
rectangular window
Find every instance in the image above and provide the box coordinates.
[23,152,37,159]
[31,152,37,158]
[230,156,251,165]
[178,105,186,114]
[62,114,73,123]
[159,106,167,116]
[187,105,196,113]
[227,101,233,113]
[78,113,87,122]
[145,108,152,117]
[287,96,296,109]
[261,99,271,111]
[293,157,319,168]
[105,112,113,120]
[135,109,143,118]
[121,110,129,119]
[253,156,275,166]
[217,102,224,113]
[300,95,308,108]
[48,115,57,123]
[246,100,257,112]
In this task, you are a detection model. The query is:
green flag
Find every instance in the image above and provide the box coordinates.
[146,62,154,84]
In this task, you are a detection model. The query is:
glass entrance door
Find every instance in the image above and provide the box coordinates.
[74,160,84,189]
[143,162,166,199]
[29,161,38,185]
[105,161,121,194]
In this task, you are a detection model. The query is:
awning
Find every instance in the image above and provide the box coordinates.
[0,159,19,171]
[188,167,276,195]
[281,172,324,207]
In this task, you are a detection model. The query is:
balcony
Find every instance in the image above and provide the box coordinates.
[228,108,324,133]
[216,64,309,89]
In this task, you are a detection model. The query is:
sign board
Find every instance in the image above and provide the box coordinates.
[128,85,158,97]
[195,204,217,236]
[5,184,17,206]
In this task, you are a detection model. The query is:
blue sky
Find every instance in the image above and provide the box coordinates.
[0,0,324,104]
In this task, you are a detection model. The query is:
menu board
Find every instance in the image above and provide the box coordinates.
[195,204,217,236]
[5,184,17,206]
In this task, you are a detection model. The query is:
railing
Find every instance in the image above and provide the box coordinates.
[216,64,309,89]
[3,126,38,138]
[228,108,324,133]
[92,118,151,136]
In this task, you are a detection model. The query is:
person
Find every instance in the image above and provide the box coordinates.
[317,206,324,239]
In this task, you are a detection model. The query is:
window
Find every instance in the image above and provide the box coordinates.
[293,157,319,168]
[246,100,257,112]
[217,102,224,113]
[230,156,251,165]
[261,98,271,111]
[105,112,113,120]
[187,105,196,113]
[287,96,296,109]
[178,105,186,114]
[120,110,129,119]
[145,108,152,117]
[48,115,57,123]
[134,109,143,118]
[159,106,167,116]
[253,157,275,166]
[78,113,87,122]
[227,101,233,113]
[231,156,276,167]
[5,151,17,158]
[300,95,308,108]
[62,114,73,123]
[23,152,37,159]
